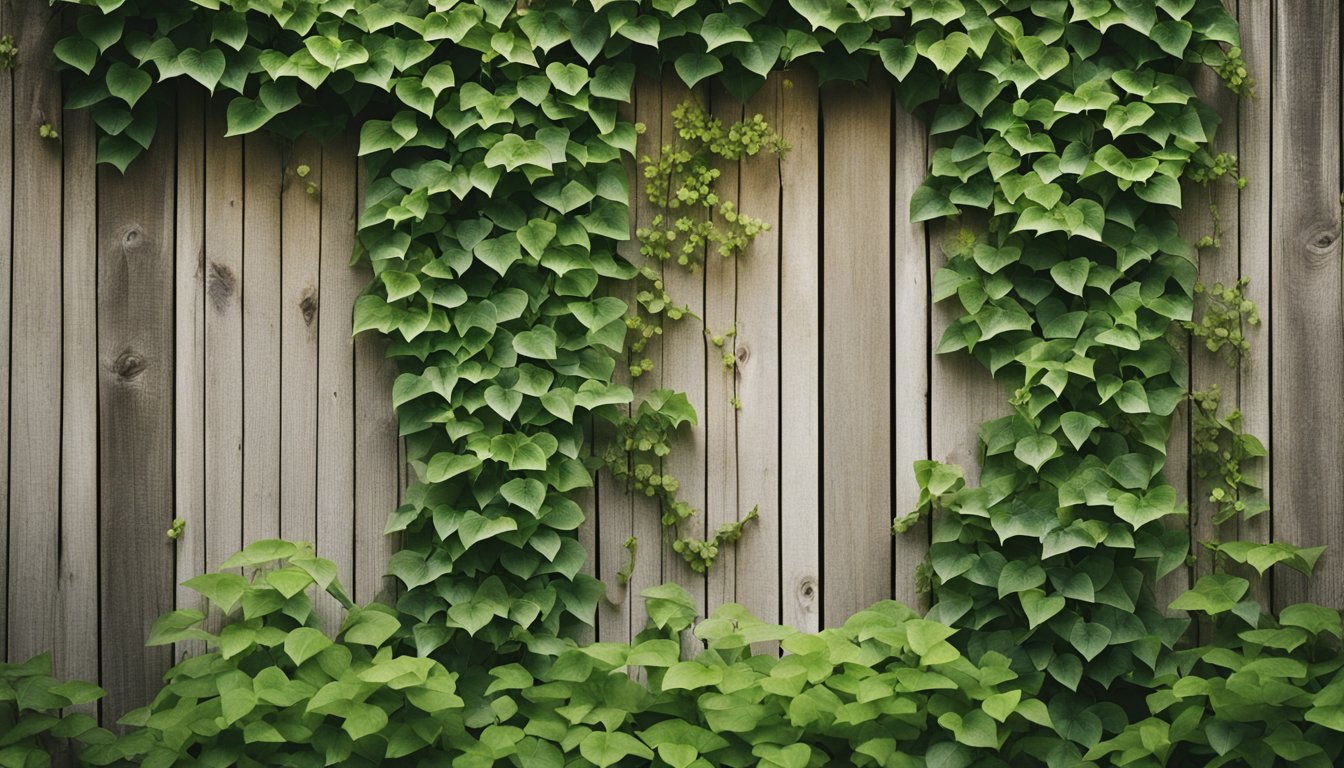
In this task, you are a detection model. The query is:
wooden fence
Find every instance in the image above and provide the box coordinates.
[0,0,1336,725]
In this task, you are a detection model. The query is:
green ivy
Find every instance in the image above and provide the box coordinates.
[1,655,112,765]
[33,0,1344,766]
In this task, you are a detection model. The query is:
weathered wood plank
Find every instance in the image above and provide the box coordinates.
[54,16,100,688]
[1270,0,1342,609]
[7,0,64,671]
[595,76,660,644]
[172,85,207,661]
[98,107,177,723]
[820,80,892,626]
[660,78,709,654]
[778,67,822,635]
[316,132,359,629]
[734,74,783,631]
[1235,0,1272,603]
[1185,2,1249,613]
[705,84,742,617]
[204,100,244,577]
[353,156,399,607]
[891,97,930,610]
[280,137,322,546]
[0,0,12,659]
[243,133,283,543]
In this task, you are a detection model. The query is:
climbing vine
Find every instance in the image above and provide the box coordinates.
[7,0,1343,766]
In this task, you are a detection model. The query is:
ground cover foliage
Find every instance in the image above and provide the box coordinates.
[3,0,1342,765]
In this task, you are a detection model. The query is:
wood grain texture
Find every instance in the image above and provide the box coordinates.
[1269,0,1342,609]
[1234,0,1272,603]
[280,136,322,545]
[891,99,930,611]
[203,100,244,578]
[97,107,177,723]
[243,133,283,543]
[820,80,892,626]
[0,0,11,659]
[353,157,400,607]
[7,0,64,670]
[172,85,207,661]
[778,67,822,634]
[55,16,100,686]
[734,74,783,632]
[660,78,708,656]
[1185,5,1257,613]
[705,84,742,617]
[316,132,359,629]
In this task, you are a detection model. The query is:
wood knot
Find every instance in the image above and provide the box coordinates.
[797,576,817,603]
[1307,225,1340,255]
[299,291,319,326]
[735,345,750,365]
[207,261,236,310]
[113,349,148,380]
[121,226,145,251]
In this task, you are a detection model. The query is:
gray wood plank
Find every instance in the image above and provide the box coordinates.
[353,156,399,607]
[734,74,783,632]
[660,77,708,654]
[55,10,98,687]
[778,67,822,635]
[1270,0,1342,610]
[243,133,283,543]
[172,85,207,661]
[820,80,892,626]
[0,0,11,659]
[280,136,322,546]
[7,0,64,670]
[1185,6,1253,612]
[705,84,741,617]
[891,97,930,610]
[97,107,177,723]
[316,132,359,629]
[1235,0,1272,602]
[204,100,244,580]
[596,76,661,643]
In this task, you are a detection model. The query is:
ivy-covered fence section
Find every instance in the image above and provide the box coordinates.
[2,0,1343,765]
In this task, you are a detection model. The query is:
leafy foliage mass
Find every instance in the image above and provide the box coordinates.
[13,0,1342,765]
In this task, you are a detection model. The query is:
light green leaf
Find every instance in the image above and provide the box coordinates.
[674,53,723,87]
[284,627,333,665]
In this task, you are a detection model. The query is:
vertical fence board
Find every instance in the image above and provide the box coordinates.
[97,108,176,722]
[243,134,283,543]
[316,133,359,629]
[891,100,930,610]
[1270,0,1343,609]
[0,0,12,659]
[596,77,661,644]
[280,137,322,546]
[778,67,821,634]
[353,157,399,607]
[7,0,63,670]
[660,78,708,654]
[56,30,99,687]
[734,74,782,632]
[204,101,244,578]
[172,87,207,660]
[705,85,742,617]
[1176,63,1238,614]
[820,81,892,625]
[1235,0,1272,604]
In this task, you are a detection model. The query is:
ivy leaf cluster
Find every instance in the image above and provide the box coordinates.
[0,655,112,762]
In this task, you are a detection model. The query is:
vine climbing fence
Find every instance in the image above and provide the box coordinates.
[0,0,1335,727]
